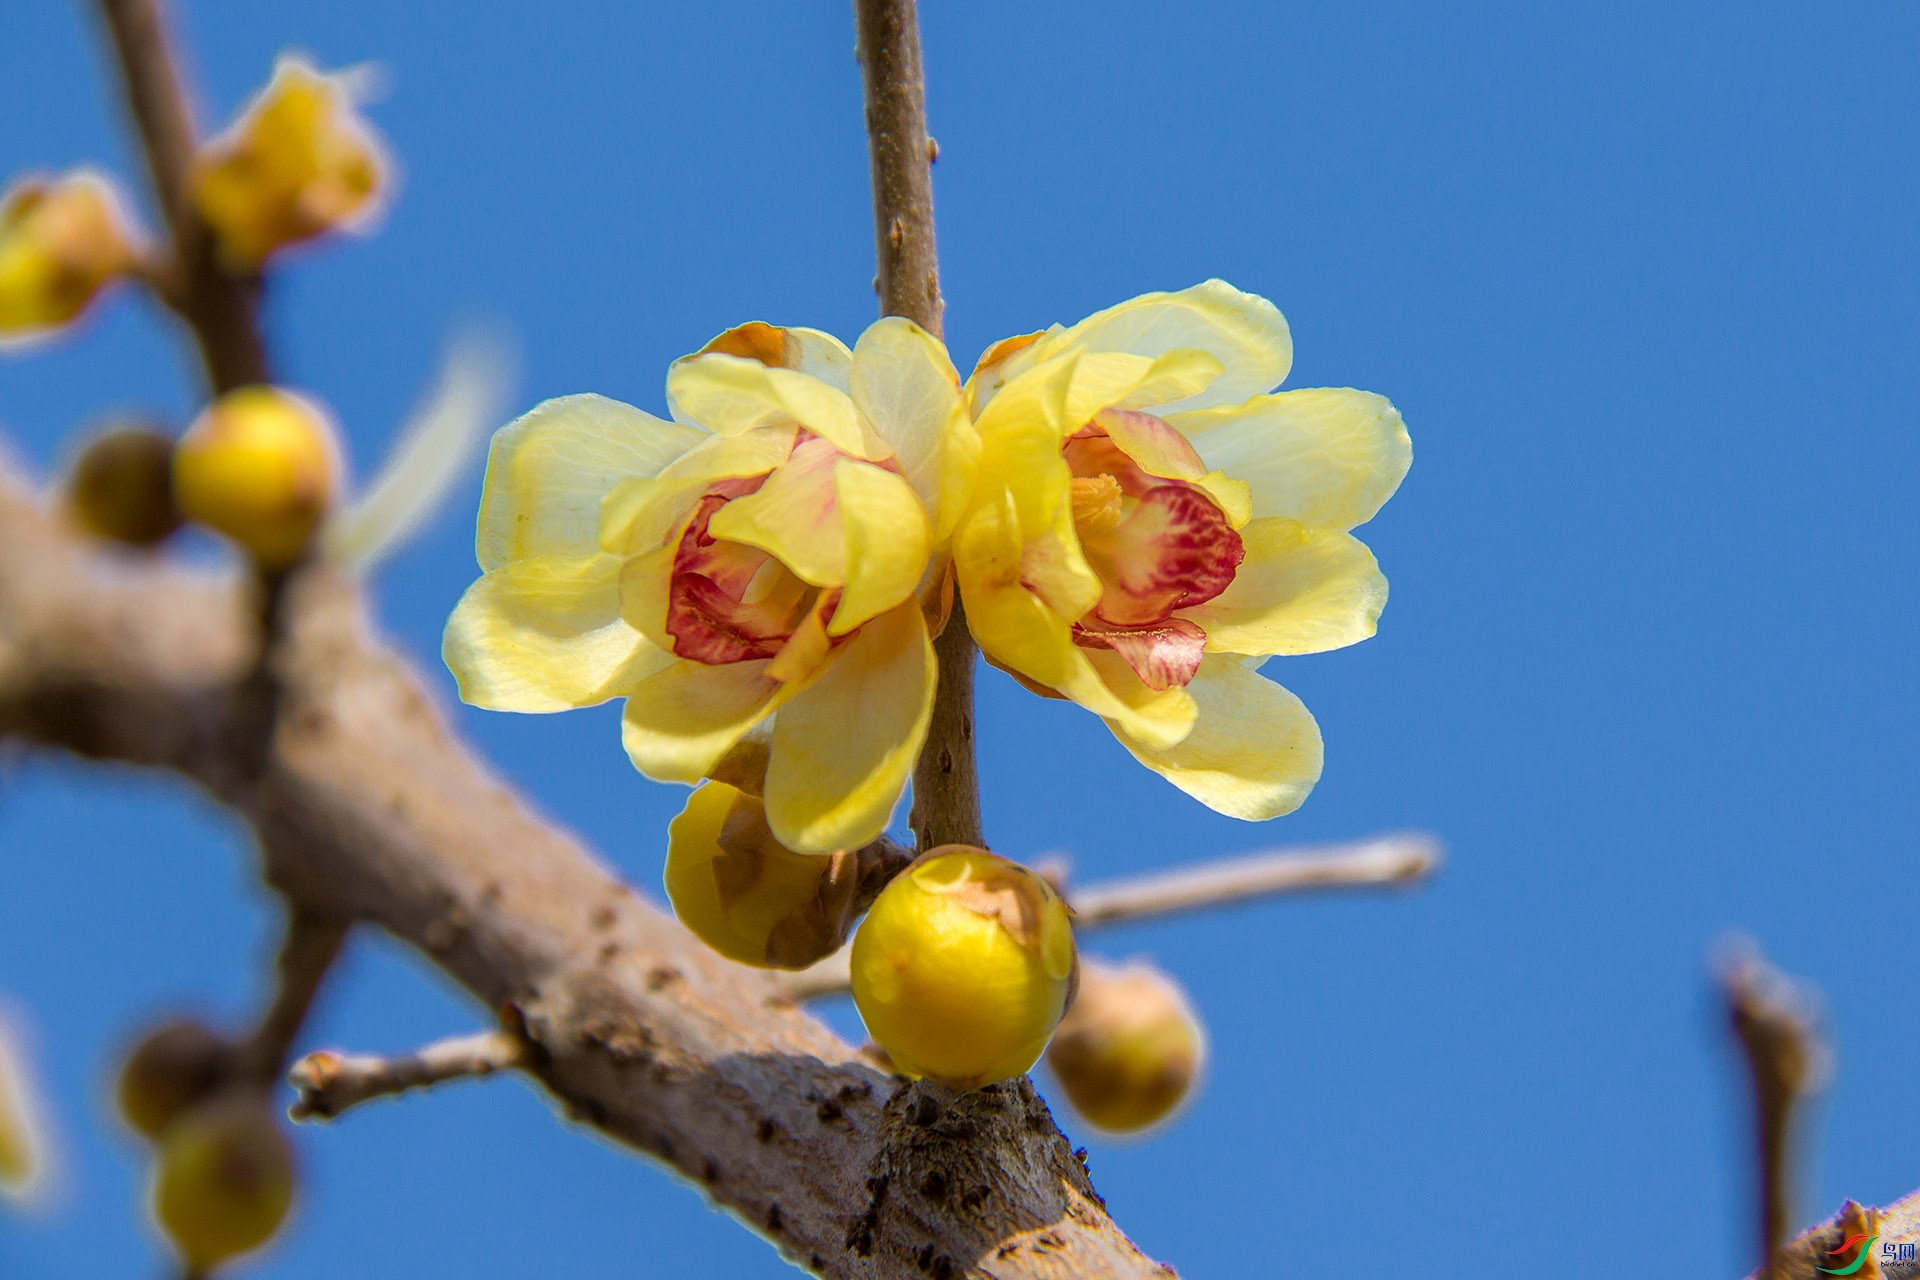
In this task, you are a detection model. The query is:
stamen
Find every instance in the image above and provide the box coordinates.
[1071,474,1125,534]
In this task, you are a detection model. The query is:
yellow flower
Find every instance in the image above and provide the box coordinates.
[192,56,388,271]
[0,170,139,343]
[445,317,975,853]
[173,386,341,568]
[850,847,1075,1090]
[954,280,1410,820]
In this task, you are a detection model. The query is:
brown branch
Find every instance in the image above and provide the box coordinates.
[855,0,983,853]
[1749,1190,1920,1279]
[235,910,350,1083]
[288,1029,525,1121]
[95,0,269,392]
[0,465,1172,1278]
[1720,941,1829,1279]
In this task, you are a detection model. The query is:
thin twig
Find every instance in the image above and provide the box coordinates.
[1720,939,1829,1279]
[235,911,350,1083]
[778,834,1442,1001]
[854,0,983,853]
[288,1029,525,1121]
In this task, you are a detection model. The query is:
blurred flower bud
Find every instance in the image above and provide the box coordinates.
[850,847,1076,1090]
[192,56,389,271]
[0,171,139,343]
[173,386,340,568]
[0,1013,50,1203]
[117,1018,230,1143]
[150,1092,295,1272]
[64,422,183,548]
[665,781,859,970]
[1046,958,1205,1134]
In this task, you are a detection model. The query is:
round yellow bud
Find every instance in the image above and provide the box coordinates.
[117,1018,230,1143]
[65,423,183,548]
[665,782,857,970]
[850,847,1076,1090]
[173,386,339,568]
[0,171,138,341]
[150,1093,295,1272]
[1045,959,1206,1135]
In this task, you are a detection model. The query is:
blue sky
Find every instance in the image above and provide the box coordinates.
[4,1,1919,1276]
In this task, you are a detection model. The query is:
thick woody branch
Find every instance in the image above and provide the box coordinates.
[0,468,1171,1279]
[288,1029,525,1121]
[96,0,270,391]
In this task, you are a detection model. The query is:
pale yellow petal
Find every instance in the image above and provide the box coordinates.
[443,553,676,711]
[1185,520,1386,656]
[621,658,788,784]
[1104,656,1323,820]
[477,394,705,571]
[850,316,977,538]
[616,542,677,650]
[707,437,847,587]
[599,424,799,556]
[764,603,935,852]
[1169,388,1410,531]
[665,353,885,460]
[679,320,853,393]
[830,459,931,636]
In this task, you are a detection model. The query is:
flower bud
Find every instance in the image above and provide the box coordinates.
[850,847,1076,1090]
[0,1016,48,1201]
[64,422,183,548]
[117,1018,230,1143]
[150,1092,295,1272]
[192,57,388,271]
[173,386,340,568]
[0,171,138,342]
[665,782,858,969]
[1045,959,1205,1134]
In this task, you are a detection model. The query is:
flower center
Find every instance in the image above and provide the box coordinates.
[665,475,819,666]
[1061,423,1243,691]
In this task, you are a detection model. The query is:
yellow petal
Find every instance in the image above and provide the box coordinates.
[621,657,790,784]
[1079,348,1223,422]
[444,553,676,711]
[850,316,977,538]
[665,353,885,460]
[477,394,705,571]
[687,321,853,392]
[599,424,797,556]
[764,603,935,852]
[1185,520,1387,657]
[707,437,847,588]
[1103,655,1323,819]
[1168,388,1410,532]
[830,459,931,636]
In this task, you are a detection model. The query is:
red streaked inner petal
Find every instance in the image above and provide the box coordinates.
[1073,617,1207,691]
[1079,483,1243,628]
[667,476,817,664]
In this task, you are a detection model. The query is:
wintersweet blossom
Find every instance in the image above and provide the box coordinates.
[953,281,1410,820]
[444,318,974,854]
[0,171,139,343]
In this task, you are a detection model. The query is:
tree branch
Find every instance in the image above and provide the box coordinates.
[288,1029,525,1121]
[855,0,983,854]
[236,911,350,1083]
[0,464,1172,1278]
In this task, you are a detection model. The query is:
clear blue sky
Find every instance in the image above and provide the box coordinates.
[4,1,1919,1276]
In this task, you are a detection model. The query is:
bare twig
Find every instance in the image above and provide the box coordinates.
[236,911,350,1083]
[855,0,983,854]
[777,834,1442,1001]
[95,0,269,392]
[1720,940,1829,1279]
[288,1029,525,1121]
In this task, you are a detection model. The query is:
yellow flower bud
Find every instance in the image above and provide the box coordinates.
[117,1018,229,1143]
[173,386,340,568]
[850,847,1076,1090]
[64,422,183,548]
[0,171,138,342]
[1045,959,1205,1135]
[192,56,388,271]
[0,1015,49,1201]
[665,781,858,969]
[150,1093,295,1272]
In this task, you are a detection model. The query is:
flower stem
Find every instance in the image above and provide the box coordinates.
[855,0,984,851]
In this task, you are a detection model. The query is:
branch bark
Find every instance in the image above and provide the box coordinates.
[0,467,1173,1278]
[288,1029,526,1121]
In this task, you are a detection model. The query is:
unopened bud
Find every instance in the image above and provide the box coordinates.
[173,386,340,568]
[850,847,1076,1090]
[0,171,138,342]
[1046,959,1205,1134]
[665,782,858,969]
[117,1018,230,1143]
[192,56,388,271]
[150,1092,295,1272]
[65,422,183,548]
[0,1015,49,1201]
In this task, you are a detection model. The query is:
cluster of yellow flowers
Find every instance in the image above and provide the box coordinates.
[445,281,1410,1098]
